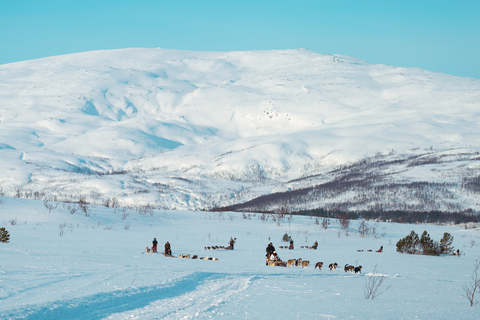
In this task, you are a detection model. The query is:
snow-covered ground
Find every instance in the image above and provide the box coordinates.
[1,196,479,319]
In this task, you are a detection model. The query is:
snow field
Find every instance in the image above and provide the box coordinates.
[1,196,479,319]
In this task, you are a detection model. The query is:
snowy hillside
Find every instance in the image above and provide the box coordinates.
[1,196,479,319]
[1,48,480,212]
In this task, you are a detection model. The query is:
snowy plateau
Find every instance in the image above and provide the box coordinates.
[1,48,480,212]
[1,48,480,319]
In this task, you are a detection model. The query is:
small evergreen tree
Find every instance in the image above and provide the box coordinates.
[282,233,292,242]
[440,232,455,254]
[420,231,437,255]
[396,230,419,254]
[397,230,449,256]
[0,227,10,243]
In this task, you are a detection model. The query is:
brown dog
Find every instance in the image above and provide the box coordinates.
[301,260,310,268]
[344,264,355,272]
[287,259,296,267]
[315,262,323,270]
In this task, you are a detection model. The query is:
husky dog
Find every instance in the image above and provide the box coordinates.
[315,262,323,270]
[301,260,310,268]
[354,266,363,273]
[344,264,355,273]
[329,262,338,271]
[287,259,296,267]
[295,258,303,267]
[145,247,151,254]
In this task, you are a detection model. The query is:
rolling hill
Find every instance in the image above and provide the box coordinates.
[1,48,479,213]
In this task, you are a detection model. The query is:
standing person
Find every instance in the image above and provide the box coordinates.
[266,242,275,264]
[229,237,235,250]
[289,239,294,250]
[164,241,172,256]
[152,238,158,253]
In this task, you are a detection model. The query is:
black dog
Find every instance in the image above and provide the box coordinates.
[328,262,338,271]
[354,266,362,273]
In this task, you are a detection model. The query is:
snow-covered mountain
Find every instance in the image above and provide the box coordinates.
[1,48,479,212]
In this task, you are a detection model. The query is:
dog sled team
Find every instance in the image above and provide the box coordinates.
[145,239,173,256]
[204,237,236,251]
[144,237,236,261]
[146,237,372,271]
[278,240,318,250]
[357,246,383,253]
[266,241,365,272]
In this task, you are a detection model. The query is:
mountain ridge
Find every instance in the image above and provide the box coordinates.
[1,48,479,212]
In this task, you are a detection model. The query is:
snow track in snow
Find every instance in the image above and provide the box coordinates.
[1,272,252,320]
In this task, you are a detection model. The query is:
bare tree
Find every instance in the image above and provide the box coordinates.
[321,217,329,229]
[43,201,57,213]
[338,215,350,230]
[358,219,370,237]
[364,264,391,299]
[463,260,480,306]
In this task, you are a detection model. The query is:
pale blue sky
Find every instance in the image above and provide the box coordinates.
[1,0,479,78]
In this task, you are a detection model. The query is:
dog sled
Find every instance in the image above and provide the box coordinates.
[163,252,177,258]
[267,260,287,267]
[266,251,287,267]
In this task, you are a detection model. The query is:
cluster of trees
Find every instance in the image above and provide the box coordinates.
[293,209,479,225]
[396,230,455,256]
[217,150,480,218]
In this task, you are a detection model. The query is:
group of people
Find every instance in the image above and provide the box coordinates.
[151,237,235,256]
[151,238,172,255]
[266,240,318,265]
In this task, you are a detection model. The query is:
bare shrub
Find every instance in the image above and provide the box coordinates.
[124,223,130,230]
[43,201,57,213]
[9,218,17,226]
[338,215,350,230]
[78,196,89,217]
[69,205,78,215]
[358,219,370,237]
[102,197,111,208]
[322,218,329,229]
[137,204,154,216]
[364,264,391,299]
[121,208,130,221]
[111,197,119,208]
[59,222,66,237]
[463,260,480,306]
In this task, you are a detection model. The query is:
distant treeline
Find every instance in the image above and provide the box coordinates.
[290,208,480,224]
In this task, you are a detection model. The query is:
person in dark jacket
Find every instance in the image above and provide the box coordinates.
[164,241,172,256]
[289,239,294,250]
[266,242,275,259]
[228,237,235,250]
[152,238,158,253]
